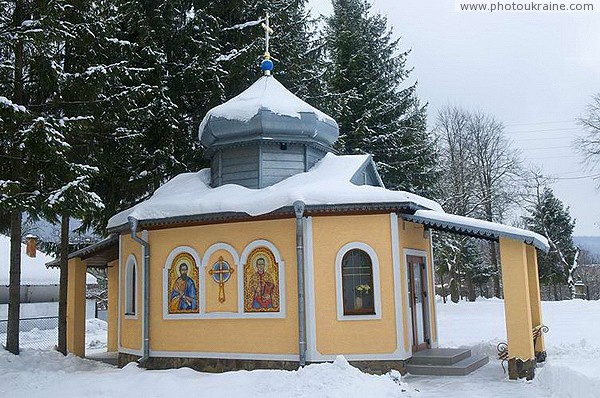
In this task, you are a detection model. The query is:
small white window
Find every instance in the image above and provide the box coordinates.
[125,256,137,316]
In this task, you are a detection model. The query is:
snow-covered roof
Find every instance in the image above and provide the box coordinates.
[107,153,548,252]
[198,76,339,149]
[108,153,443,230]
[0,235,97,286]
[404,210,550,252]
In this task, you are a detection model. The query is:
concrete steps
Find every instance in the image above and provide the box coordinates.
[407,348,489,376]
[86,351,118,366]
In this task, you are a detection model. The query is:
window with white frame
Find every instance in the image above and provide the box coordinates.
[125,257,137,315]
[341,249,375,315]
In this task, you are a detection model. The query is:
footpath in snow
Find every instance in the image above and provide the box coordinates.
[0,298,598,397]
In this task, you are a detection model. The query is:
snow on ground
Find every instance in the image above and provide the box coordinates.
[0,299,598,397]
[0,351,414,398]
[426,297,600,398]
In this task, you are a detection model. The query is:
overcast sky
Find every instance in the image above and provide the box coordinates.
[308,0,600,236]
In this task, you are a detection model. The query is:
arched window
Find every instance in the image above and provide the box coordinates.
[342,249,375,315]
[125,257,137,316]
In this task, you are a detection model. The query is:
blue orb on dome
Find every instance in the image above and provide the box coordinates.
[261,59,274,73]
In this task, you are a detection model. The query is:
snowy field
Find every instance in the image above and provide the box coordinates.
[0,299,598,398]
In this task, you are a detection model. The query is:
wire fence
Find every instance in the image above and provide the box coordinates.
[0,316,58,350]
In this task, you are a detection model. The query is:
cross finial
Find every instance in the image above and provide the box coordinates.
[260,13,274,75]
[261,13,273,57]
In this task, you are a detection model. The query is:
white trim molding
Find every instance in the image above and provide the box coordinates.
[202,242,240,267]
[117,234,122,348]
[334,241,382,321]
[428,236,440,348]
[390,213,410,358]
[124,254,138,320]
[303,217,319,361]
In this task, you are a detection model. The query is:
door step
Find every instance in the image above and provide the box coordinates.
[407,348,489,376]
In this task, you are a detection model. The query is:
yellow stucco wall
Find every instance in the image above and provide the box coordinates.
[398,220,437,351]
[499,237,535,361]
[66,257,87,357]
[120,235,142,351]
[107,259,118,352]
[118,214,437,358]
[312,214,397,355]
[120,218,299,355]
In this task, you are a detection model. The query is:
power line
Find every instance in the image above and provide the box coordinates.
[504,127,582,135]
[527,154,581,160]
[505,120,576,127]
[554,173,600,180]
[520,145,574,151]
[510,135,575,142]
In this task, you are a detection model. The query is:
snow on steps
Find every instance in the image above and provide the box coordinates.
[406,348,489,376]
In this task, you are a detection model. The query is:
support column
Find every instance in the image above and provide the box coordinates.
[107,260,118,352]
[67,257,87,357]
[526,245,546,362]
[499,238,536,380]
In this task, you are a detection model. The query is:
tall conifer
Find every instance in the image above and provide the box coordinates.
[323,0,437,195]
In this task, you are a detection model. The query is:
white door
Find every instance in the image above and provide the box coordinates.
[408,255,430,351]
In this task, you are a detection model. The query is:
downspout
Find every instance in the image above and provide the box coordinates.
[293,200,307,367]
[128,216,150,365]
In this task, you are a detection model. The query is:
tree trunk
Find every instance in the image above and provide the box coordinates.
[6,211,22,354]
[559,284,563,300]
[450,277,460,303]
[57,214,69,355]
[553,282,559,301]
[465,270,476,302]
[6,0,25,356]
[440,272,447,304]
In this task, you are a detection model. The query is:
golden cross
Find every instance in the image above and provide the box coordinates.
[261,13,274,56]
[209,256,234,303]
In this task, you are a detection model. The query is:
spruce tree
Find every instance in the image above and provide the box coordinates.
[209,0,324,102]
[323,0,437,195]
[523,187,578,298]
[0,0,104,354]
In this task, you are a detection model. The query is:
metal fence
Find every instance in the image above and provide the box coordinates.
[0,316,58,350]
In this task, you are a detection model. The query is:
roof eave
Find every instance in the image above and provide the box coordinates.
[107,201,427,234]
[402,213,550,252]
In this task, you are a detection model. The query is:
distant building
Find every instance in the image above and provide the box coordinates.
[0,234,97,304]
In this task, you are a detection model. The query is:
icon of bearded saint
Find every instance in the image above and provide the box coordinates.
[168,253,199,313]
[244,248,279,312]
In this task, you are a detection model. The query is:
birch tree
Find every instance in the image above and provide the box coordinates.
[578,93,600,186]
[434,106,521,300]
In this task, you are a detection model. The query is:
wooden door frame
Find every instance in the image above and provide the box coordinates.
[406,252,431,353]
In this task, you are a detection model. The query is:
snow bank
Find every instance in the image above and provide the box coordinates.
[0,235,97,285]
[0,350,413,398]
[108,153,443,229]
[436,298,600,397]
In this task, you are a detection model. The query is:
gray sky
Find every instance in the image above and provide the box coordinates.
[308,0,600,236]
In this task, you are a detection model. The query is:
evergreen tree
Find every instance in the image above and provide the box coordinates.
[209,0,325,102]
[0,0,103,354]
[323,0,437,195]
[523,187,578,299]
